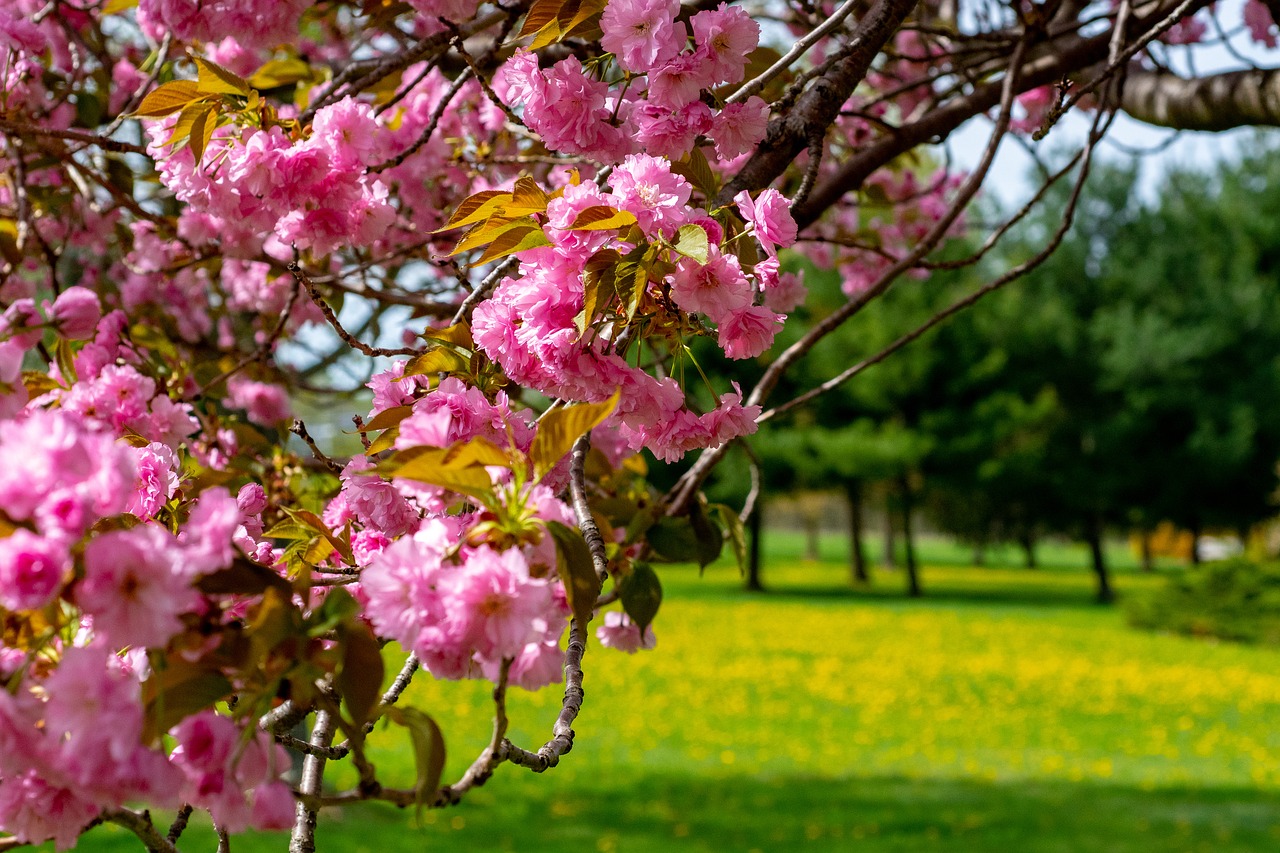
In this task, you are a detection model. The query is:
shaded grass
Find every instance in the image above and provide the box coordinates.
[67,542,1280,852]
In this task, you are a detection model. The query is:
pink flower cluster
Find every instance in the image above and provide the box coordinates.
[361,519,571,691]
[148,97,395,258]
[497,2,770,164]
[471,158,800,460]
[0,648,292,850]
[136,0,310,53]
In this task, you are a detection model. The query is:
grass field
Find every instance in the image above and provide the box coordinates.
[71,533,1280,852]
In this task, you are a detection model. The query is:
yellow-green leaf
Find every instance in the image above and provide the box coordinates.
[248,58,313,90]
[529,390,620,482]
[385,707,446,808]
[506,175,549,216]
[472,224,551,266]
[360,404,414,434]
[384,447,494,499]
[104,0,139,14]
[566,205,638,231]
[545,520,602,625]
[338,621,385,728]
[132,80,204,118]
[518,0,564,38]
[672,223,709,264]
[403,348,470,377]
[447,216,524,257]
[441,435,512,469]
[436,191,511,232]
[420,321,474,350]
[195,57,252,96]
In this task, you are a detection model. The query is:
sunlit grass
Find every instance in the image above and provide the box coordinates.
[75,537,1280,852]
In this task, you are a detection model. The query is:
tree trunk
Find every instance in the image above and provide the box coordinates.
[746,497,764,592]
[882,495,897,569]
[803,511,821,562]
[900,475,921,597]
[1086,515,1113,603]
[847,481,869,584]
[1021,531,1037,569]
[1140,530,1154,572]
[1189,520,1202,566]
[972,543,986,567]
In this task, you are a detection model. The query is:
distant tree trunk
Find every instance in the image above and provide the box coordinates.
[882,495,897,569]
[1189,520,1202,566]
[1085,515,1113,603]
[972,542,986,567]
[1140,530,1154,572]
[803,511,821,562]
[1021,531,1037,569]
[847,481,869,584]
[746,497,764,592]
[899,475,921,597]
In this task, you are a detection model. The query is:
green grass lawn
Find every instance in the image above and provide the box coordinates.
[72,535,1280,852]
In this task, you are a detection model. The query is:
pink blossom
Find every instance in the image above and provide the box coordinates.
[339,457,421,538]
[179,488,241,576]
[670,247,753,322]
[600,0,685,73]
[78,526,200,649]
[690,3,760,84]
[718,304,783,360]
[630,100,713,160]
[0,771,99,850]
[735,188,798,256]
[226,376,292,426]
[609,153,693,237]
[647,52,715,108]
[447,546,555,661]
[126,442,181,518]
[1246,0,1278,47]
[596,611,656,653]
[711,97,770,160]
[0,530,68,611]
[46,286,101,339]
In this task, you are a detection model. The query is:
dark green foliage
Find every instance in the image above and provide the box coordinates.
[1127,559,1280,644]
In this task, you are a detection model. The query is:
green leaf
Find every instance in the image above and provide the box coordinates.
[197,557,294,596]
[575,249,621,338]
[195,57,252,96]
[672,223,710,265]
[646,516,699,563]
[672,146,720,199]
[187,103,218,165]
[307,586,361,636]
[529,391,620,482]
[619,562,662,633]
[339,621,385,728]
[712,504,747,576]
[52,338,78,386]
[385,706,447,807]
[545,520,602,625]
[132,80,204,118]
[142,658,233,742]
[690,498,724,569]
